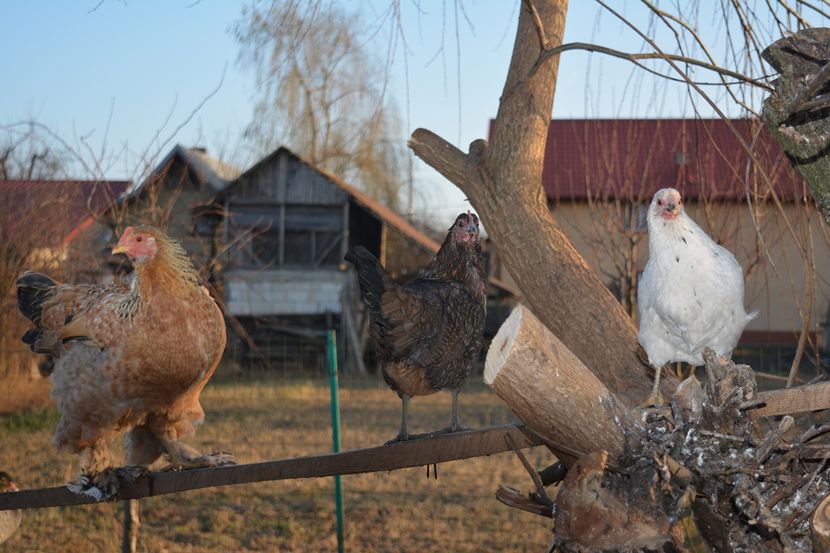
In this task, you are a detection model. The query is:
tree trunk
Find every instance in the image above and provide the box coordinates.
[484,305,641,465]
[408,0,672,406]
[761,28,830,223]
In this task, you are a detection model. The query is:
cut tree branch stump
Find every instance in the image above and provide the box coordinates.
[812,493,830,552]
[553,450,671,551]
[484,305,642,465]
[762,28,830,223]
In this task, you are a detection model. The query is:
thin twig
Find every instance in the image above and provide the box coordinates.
[530,42,773,91]
[785,60,830,118]
[87,0,105,14]
[777,0,813,30]
[523,0,549,49]
[504,433,553,509]
[793,423,830,447]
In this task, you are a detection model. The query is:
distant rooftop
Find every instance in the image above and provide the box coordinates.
[124,144,242,200]
[0,180,130,247]
[493,118,805,203]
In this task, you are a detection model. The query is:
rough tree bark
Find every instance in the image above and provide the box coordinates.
[761,28,830,223]
[408,0,675,406]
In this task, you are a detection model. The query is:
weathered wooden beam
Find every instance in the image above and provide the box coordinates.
[0,424,541,511]
[747,382,830,417]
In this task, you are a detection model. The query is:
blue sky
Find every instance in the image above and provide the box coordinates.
[0,1,804,225]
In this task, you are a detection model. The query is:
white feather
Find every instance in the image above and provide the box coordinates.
[638,188,757,367]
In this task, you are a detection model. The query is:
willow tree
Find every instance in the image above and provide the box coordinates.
[235,0,406,210]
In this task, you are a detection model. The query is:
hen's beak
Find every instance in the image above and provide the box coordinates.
[465,222,478,236]
[112,245,129,255]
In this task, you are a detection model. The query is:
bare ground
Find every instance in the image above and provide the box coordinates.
[0,374,553,552]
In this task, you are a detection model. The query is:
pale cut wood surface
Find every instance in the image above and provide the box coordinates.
[812,493,830,552]
[484,305,640,464]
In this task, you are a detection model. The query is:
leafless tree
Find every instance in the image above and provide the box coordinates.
[234,0,406,211]
[0,123,67,181]
[0,132,100,380]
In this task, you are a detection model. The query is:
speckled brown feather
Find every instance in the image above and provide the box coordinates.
[18,227,226,460]
[348,213,486,399]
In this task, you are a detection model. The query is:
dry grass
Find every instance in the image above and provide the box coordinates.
[0,374,553,552]
[0,374,50,415]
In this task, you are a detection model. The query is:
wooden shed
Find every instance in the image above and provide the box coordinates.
[215,147,449,372]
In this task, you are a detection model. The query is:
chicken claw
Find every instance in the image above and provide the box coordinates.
[67,465,149,501]
[162,451,235,472]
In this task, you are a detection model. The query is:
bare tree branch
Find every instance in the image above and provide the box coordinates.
[532,41,774,91]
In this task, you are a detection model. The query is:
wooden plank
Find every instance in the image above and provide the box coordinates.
[341,291,367,374]
[749,382,830,417]
[0,424,541,512]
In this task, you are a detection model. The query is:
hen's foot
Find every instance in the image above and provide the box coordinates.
[67,465,149,501]
[429,424,469,437]
[162,451,234,472]
[638,389,666,408]
[385,431,434,445]
[385,431,409,445]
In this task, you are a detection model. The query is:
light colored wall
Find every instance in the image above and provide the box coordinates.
[224,269,349,316]
[552,200,830,345]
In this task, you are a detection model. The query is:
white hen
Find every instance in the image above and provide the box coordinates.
[638,188,757,405]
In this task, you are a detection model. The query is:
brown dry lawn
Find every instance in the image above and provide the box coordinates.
[0,373,553,552]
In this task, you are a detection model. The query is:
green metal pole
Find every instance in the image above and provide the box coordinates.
[326,329,345,553]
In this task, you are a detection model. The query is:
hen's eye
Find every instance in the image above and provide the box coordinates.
[657,199,664,206]
[458,221,464,227]
[136,236,143,242]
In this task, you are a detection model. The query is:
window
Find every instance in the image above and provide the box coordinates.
[283,206,343,267]
[228,204,344,268]
[283,230,311,265]
[251,228,280,267]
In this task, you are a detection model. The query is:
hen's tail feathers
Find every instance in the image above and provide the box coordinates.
[345,247,389,315]
[17,272,57,323]
[17,272,58,355]
[345,247,396,352]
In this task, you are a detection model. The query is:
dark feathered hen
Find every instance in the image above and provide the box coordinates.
[346,212,486,442]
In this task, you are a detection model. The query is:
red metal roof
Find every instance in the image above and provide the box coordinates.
[532,119,805,203]
[0,180,130,247]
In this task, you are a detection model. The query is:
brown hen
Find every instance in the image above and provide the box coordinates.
[345,212,486,442]
[0,472,21,545]
[17,225,230,500]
